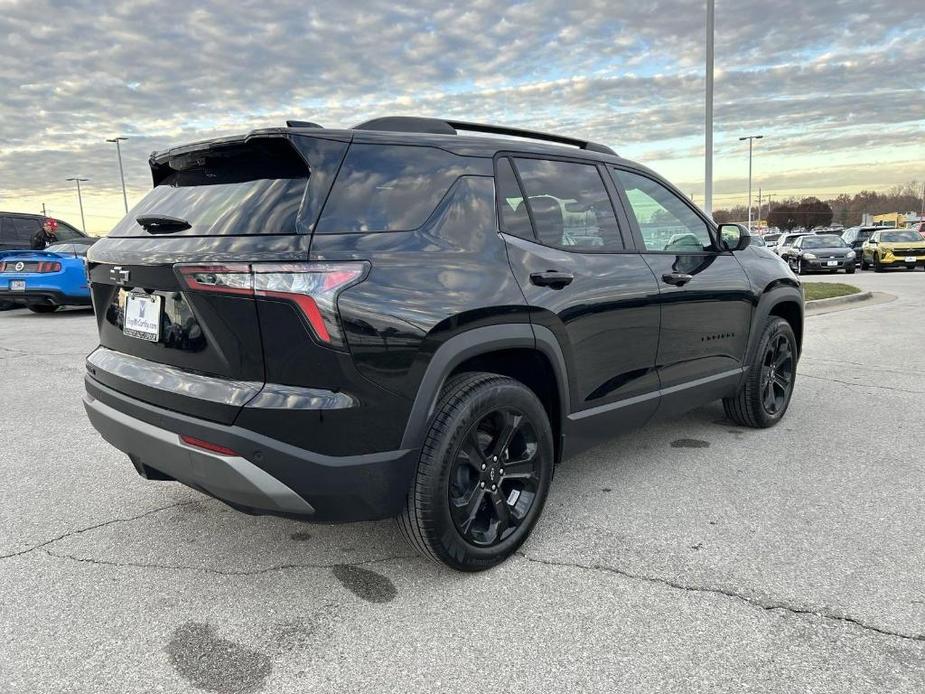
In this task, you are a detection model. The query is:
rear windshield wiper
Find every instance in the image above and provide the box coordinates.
[136,214,191,233]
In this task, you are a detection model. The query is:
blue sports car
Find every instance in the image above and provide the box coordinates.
[0,240,96,313]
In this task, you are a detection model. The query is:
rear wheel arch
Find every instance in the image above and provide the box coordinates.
[400,324,569,464]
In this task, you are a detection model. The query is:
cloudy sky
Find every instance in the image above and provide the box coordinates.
[1,0,923,233]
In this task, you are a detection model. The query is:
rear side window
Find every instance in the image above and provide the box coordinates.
[316,144,470,233]
[495,158,533,239]
[108,139,308,237]
[512,158,624,250]
[7,218,40,243]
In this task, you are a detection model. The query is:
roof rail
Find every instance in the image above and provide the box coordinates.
[352,116,616,155]
[286,120,323,128]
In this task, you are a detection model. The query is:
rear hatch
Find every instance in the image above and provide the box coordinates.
[86,133,349,424]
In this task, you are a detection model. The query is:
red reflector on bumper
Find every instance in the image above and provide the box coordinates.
[179,435,240,457]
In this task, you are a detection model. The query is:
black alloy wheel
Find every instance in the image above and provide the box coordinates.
[448,407,542,547]
[760,333,794,416]
[723,316,798,428]
[398,372,554,571]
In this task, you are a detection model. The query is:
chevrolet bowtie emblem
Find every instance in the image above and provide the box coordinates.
[109,266,131,285]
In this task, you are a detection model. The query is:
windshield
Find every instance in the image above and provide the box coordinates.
[801,236,846,249]
[881,231,922,243]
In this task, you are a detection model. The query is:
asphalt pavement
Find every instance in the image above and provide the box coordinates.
[1,269,923,693]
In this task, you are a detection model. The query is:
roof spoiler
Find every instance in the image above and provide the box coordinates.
[352,116,616,155]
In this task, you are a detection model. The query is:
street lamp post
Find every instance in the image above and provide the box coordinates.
[106,137,129,213]
[66,177,89,232]
[705,0,715,216]
[739,135,763,229]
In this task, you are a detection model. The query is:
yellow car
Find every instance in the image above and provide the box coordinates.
[860,229,925,272]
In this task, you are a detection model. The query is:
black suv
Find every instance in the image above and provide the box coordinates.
[83,117,803,570]
[0,211,87,251]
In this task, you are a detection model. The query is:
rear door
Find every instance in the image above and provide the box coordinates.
[496,155,661,454]
[86,134,348,424]
[610,166,753,416]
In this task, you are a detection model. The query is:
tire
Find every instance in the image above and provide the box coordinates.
[845,265,855,274]
[797,259,805,275]
[398,372,555,571]
[860,256,869,271]
[27,304,59,314]
[723,317,797,429]
[873,254,884,272]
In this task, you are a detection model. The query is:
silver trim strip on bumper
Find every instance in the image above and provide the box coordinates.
[83,392,315,516]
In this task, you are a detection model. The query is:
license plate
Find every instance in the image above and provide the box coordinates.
[123,293,162,342]
[9,280,25,291]
[826,260,838,266]
[905,256,917,263]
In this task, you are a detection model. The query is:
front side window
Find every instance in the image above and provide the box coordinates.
[612,168,713,252]
[54,224,83,240]
[512,158,623,250]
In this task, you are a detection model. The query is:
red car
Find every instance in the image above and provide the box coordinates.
[908,222,925,239]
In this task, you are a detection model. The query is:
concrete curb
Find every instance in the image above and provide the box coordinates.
[804,290,903,316]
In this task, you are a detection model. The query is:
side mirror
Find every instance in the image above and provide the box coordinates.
[718,223,751,251]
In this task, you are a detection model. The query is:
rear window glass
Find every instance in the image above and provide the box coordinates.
[315,144,470,233]
[108,140,308,237]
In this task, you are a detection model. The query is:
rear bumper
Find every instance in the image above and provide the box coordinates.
[84,377,419,522]
[0,288,91,306]
[802,258,852,270]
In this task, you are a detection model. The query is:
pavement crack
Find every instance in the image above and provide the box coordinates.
[39,548,415,576]
[517,553,925,643]
[0,501,197,560]
[798,372,925,394]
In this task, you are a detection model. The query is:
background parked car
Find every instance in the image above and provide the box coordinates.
[780,234,856,274]
[0,211,87,251]
[907,221,925,239]
[772,231,812,256]
[860,229,925,272]
[841,226,878,263]
[0,240,96,312]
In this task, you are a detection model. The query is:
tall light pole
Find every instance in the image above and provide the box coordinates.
[704,0,715,216]
[106,136,129,213]
[66,177,89,232]
[739,135,763,229]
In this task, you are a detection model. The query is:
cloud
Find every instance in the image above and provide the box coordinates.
[1,0,923,228]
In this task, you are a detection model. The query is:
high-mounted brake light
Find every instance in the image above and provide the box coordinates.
[174,261,368,349]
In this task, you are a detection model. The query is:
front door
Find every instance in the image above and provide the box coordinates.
[495,155,662,454]
[610,166,753,416]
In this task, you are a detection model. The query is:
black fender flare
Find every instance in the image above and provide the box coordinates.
[399,323,570,452]
[744,282,804,367]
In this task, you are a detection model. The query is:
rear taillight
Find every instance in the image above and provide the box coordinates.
[175,264,253,295]
[174,261,368,349]
[0,261,60,272]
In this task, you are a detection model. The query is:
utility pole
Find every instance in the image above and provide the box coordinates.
[66,177,89,232]
[704,0,715,216]
[739,135,763,229]
[106,137,129,213]
[757,187,762,229]
[42,203,46,217]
